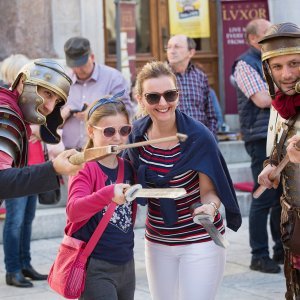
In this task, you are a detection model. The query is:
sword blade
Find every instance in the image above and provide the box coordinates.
[125,185,186,202]
[135,188,186,199]
[193,215,229,249]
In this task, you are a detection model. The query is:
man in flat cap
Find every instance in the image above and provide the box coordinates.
[257,22,300,299]
[61,36,133,151]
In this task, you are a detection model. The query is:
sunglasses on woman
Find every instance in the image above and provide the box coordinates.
[92,125,132,137]
[144,89,179,105]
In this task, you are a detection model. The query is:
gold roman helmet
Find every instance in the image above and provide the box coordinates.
[258,22,300,98]
[11,59,72,144]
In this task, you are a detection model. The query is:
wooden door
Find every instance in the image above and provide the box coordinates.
[103,0,219,94]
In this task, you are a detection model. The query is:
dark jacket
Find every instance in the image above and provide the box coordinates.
[232,47,270,143]
[125,110,242,232]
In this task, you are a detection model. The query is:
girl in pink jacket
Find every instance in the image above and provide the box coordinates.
[66,92,137,300]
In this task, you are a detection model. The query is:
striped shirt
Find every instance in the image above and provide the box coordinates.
[139,135,225,246]
[233,60,268,98]
[174,63,218,135]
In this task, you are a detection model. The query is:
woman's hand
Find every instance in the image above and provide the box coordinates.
[194,173,221,219]
[112,183,131,205]
[193,203,217,218]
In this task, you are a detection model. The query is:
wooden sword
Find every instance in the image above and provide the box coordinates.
[68,133,188,165]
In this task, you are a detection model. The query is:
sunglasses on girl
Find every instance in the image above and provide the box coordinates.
[144,89,179,105]
[92,125,132,137]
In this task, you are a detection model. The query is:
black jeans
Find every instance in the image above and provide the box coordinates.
[245,139,283,259]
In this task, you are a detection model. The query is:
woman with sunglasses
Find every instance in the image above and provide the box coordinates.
[125,61,241,300]
[65,92,137,300]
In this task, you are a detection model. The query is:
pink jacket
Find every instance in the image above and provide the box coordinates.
[65,157,137,235]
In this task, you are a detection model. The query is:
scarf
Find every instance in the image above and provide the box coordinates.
[272,91,300,119]
[125,110,242,232]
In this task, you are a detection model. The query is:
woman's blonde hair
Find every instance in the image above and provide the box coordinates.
[1,54,30,85]
[135,61,177,116]
[85,97,130,149]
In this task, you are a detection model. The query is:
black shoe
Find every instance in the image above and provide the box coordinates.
[250,256,281,273]
[273,252,284,265]
[22,266,48,281]
[6,271,33,288]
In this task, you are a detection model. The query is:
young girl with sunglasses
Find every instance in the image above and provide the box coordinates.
[125,61,241,300]
[65,92,137,300]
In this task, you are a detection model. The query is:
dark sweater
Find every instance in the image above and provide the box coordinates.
[232,47,270,143]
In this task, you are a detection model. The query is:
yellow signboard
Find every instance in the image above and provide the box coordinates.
[168,0,210,38]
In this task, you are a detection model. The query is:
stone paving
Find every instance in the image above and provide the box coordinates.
[0,217,286,299]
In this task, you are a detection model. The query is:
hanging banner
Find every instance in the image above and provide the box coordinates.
[168,0,210,38]
[221,0,269,114]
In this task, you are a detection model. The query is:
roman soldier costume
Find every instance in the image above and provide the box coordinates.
[0,58,71,168]
[0,59,72,199]
[259,22,300,299]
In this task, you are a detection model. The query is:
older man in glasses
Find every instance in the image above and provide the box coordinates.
[166,34,217,136]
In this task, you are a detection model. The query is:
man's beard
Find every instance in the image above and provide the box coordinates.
[276,79,300,95]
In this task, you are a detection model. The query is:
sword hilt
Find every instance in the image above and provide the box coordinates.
[193,214,214,224]
[124,184,142,202]
[190,203,214,223]
[190,202,202,216]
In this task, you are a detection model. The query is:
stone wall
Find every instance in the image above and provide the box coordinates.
[268,0,300,25]
[0,0,56,61]
[0,0,104,64]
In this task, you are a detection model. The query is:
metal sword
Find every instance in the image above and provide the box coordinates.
[125,184,187,202]
[190,203,229,249]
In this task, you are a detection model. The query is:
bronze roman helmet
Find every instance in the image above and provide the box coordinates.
[11,59,72,143]
[258,22,300,98]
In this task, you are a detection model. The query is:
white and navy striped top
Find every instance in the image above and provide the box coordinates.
[139,135,225,246]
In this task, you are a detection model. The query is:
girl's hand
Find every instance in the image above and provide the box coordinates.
[112,183,130,205]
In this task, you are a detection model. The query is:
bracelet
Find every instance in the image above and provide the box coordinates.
[209,202,219,217]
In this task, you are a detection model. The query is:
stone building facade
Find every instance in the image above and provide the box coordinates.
[0,0,104,63]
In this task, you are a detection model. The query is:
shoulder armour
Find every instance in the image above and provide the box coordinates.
[0,106,28,167]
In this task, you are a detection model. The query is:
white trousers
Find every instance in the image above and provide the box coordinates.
[145,240,226,300]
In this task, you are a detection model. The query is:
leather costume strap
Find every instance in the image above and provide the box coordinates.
[274,115,298,162]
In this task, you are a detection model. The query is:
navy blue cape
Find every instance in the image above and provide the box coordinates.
[126,110,242,232]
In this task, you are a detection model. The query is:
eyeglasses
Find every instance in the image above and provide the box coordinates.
[144,89,179,105]
[92,125,132,137]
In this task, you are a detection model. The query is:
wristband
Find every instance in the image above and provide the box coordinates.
[209,202,219,217]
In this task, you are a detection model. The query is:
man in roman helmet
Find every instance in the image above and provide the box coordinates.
[257,23,300,299]
[0,58,83,200]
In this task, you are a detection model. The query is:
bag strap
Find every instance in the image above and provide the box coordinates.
[80,157,125,260]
